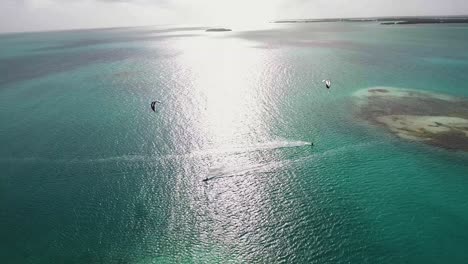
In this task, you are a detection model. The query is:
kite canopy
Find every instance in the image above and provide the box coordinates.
[151,101,161,112]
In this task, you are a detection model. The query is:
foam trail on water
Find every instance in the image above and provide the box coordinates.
[197,140,312,156]
[1,140,313,164]
[203,141,382,182]
[96,140,313,163]
[203,157,293,182]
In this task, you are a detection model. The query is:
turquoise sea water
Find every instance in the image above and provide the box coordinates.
[1,23,468,263]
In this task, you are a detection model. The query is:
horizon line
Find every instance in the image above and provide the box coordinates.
[2,14,468,35]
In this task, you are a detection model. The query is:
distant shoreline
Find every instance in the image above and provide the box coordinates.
[205,28,232,32]
[274,16,468,25]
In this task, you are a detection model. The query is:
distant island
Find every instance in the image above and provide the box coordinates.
[274,16,468,25]
[379,17,468,25]
[206,28,232,32]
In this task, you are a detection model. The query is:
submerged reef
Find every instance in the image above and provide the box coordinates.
[354,87,468,151]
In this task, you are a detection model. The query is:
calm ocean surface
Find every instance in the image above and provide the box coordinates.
[1,23,468,263]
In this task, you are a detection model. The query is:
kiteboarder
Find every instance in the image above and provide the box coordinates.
[322,79,331,89]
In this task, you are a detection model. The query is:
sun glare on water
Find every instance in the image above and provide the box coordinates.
[173,36,275,148]
[161,34,296,251]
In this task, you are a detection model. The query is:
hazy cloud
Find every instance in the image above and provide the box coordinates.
[278,0,468,19]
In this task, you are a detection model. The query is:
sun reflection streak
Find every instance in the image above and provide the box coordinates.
[151,33,308,259]
[173,36,274,147]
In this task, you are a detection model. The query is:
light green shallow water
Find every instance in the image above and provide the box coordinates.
[1,23,468,263]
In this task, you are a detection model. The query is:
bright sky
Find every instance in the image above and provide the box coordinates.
[1,0,468,33]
